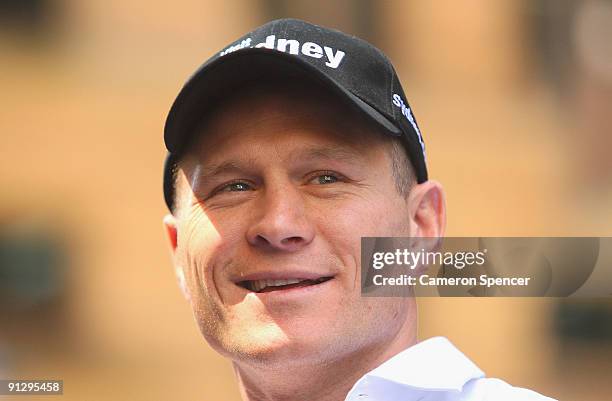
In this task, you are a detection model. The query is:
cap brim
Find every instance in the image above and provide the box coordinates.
[164,47,401,153]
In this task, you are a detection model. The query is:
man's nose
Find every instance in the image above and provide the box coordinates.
[246,185,315,252]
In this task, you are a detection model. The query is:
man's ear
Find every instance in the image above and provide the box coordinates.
[163,214,178,252]
[163,214,190,301]
[407,180,446,239]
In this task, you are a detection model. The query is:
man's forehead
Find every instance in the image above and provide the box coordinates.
[203,105,382,154]
[195,144,367,176]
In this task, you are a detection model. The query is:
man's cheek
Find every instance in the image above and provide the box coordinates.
[182,209,223,247]
[177,228,223,301]
[180,234,250,312]
[322,216,378,250]
[181,208,247,265]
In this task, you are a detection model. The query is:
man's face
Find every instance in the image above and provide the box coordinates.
[167,83,419,367]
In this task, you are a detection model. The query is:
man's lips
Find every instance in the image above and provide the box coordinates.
[240,277,334,293]
[232,271,335,293]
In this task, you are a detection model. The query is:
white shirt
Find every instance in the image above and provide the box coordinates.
[345,337,556,401]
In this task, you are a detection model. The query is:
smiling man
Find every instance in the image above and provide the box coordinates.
[161,18,555,401]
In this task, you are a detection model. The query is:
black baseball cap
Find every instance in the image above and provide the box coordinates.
[163,18,427,212]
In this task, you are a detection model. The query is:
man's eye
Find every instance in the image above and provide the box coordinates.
[310,172,340,185]
[219,181,253,192]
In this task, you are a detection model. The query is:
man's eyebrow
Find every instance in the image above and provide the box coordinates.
[287,146,364,165]
[196,159,258,181]
[194,146,364,181]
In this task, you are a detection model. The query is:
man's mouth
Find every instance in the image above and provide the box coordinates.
[238,277,334,293]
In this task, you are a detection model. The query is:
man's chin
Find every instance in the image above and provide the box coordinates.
[219,328,329,367]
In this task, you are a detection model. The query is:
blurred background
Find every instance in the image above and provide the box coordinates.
[1,0,611,400]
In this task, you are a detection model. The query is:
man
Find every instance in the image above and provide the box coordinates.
[161,19,555,401]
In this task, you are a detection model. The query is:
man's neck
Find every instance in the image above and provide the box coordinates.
[232,322,417,401]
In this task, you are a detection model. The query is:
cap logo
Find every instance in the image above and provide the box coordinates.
[219,38,252,56]
[220,35,346,69]
[392,94,426,157]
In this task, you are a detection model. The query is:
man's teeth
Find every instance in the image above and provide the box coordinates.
[249,278,303,292]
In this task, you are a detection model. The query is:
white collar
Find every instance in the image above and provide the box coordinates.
[345,337,485,401]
